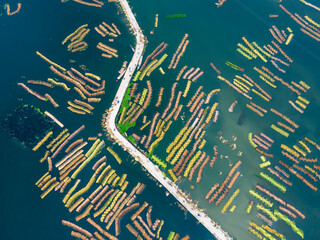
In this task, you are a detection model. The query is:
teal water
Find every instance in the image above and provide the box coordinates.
[0,1,210,239]
[124,0,320,239]
[1,0,320,240]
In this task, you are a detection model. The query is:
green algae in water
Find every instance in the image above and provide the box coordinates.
[117,121,136,134]
[166,14,186,19]
[1,100,56,148]
[128,135,137,145]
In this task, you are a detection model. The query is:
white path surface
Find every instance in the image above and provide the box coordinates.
[105,1,233,239]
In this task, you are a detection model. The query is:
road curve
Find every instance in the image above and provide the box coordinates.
[105,1,232,239]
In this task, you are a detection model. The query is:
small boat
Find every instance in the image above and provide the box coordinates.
[117,61,128,81]
[118,61,128,73]
[129,44,135,52]
[137,55,143,70]
[116,69,127,81]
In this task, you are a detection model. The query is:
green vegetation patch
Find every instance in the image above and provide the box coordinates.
[117,121,136,135]
[128,135,137,145]
[166,14,187,19]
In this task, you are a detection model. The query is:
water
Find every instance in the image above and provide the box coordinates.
[0,1,209,239]
[127,0,320,239]
[1,0,320,240]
